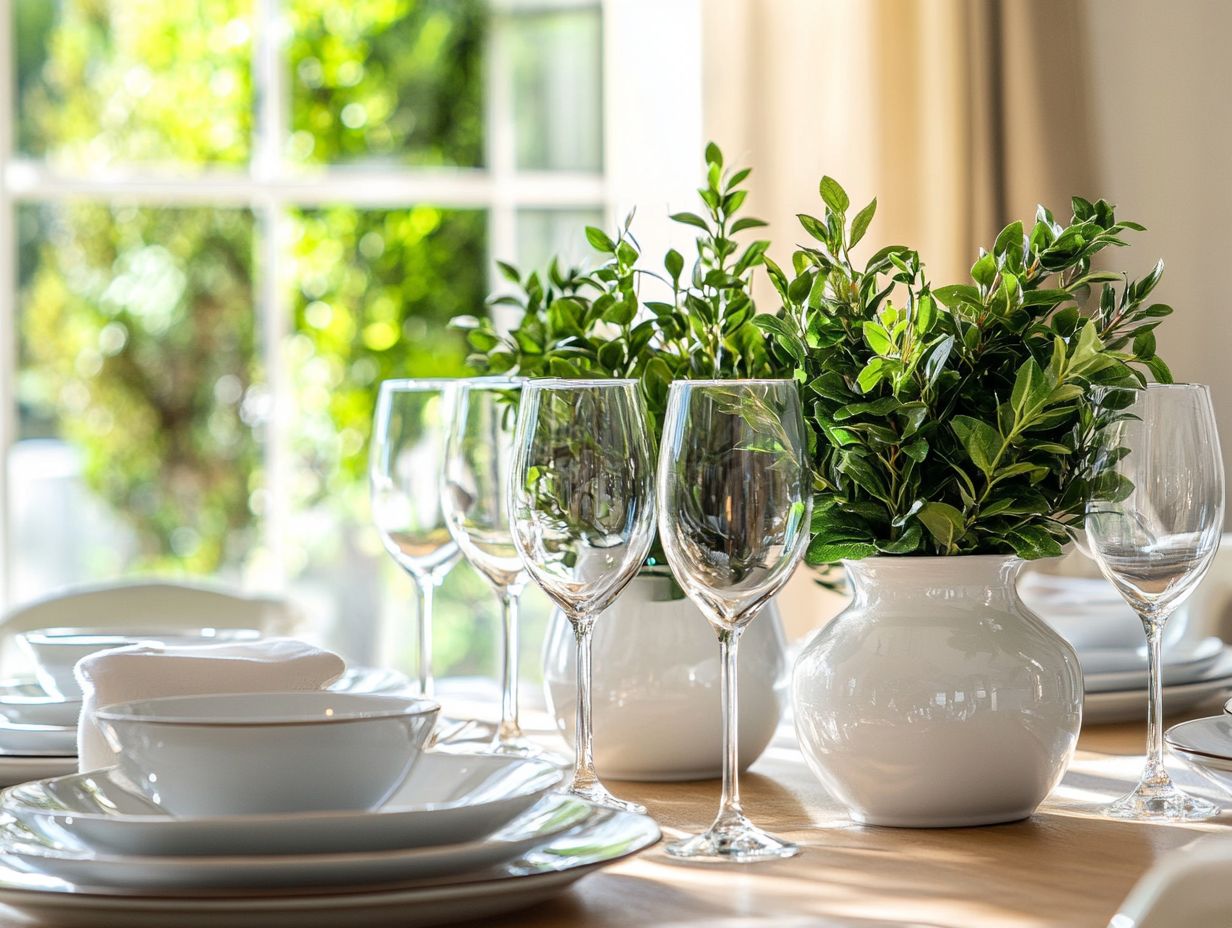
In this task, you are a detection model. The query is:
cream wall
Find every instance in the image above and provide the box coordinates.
[699,0,1232,637]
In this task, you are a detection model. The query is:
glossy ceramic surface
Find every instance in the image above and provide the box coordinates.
[0,755,76,788]
[543,570,788,780]
[0,719,75,755]
[793,555,1083,827]
[18,627,262,700]
[1164,716,1232,799]
[96,692,439,816]
[0,679,82,728]
[1112,834,1232,928]
[0,805,660,928]
[0,795,595,890]
[2,753,562,856]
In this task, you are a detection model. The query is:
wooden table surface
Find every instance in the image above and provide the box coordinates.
[472,702,1231,928]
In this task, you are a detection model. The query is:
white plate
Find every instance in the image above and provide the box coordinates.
[0,755,77,789]
[1113,833,1232,928]
[0,718,76,756]
[3,752,562,857]
[1084,650,1232,724]
[0,794,594,890]
[0,680,81,729]
[1083,636,1225,691]
[0,807,660,928]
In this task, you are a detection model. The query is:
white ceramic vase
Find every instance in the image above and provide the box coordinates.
[793,555,1082,827]
[543,568,788,781]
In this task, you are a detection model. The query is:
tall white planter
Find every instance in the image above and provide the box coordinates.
[543,569,788,781]
[793,555,1082,827]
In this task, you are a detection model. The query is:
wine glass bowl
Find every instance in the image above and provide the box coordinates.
[442,378,540,754]
[370,379,462,697]
[656,379,811,861]
[508,379,656,811]
[1085,382,1225,821]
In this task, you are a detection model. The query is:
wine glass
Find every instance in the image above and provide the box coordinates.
[442,377,543,756]
[1085,382,1225,821]
[508,379,656,812]
[656,379,811,860]
[370,379,461,697]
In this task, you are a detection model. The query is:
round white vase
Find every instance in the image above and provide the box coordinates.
[543,568,788,781]
[793,555,1082,827]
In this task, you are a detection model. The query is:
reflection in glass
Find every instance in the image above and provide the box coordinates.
[657,379,810,861]
[509,379,655,811]
[444,378,546,756]
[1086,383,1225,821]
[370,380,461,696]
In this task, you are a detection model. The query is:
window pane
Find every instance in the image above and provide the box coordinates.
[13,0,253,167]
[284,206,491,668]
[287,1,486,167]
[509,7,602,171]
[13,205,260,602]
[515,207,603,269]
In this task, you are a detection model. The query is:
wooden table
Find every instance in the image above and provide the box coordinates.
[478,706,1230,928]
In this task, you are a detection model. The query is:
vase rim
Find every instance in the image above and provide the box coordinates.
[840,553,1046,565]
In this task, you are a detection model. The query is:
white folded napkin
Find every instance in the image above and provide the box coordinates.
[75,638,345,771]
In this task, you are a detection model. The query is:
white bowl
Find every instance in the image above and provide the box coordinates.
[96,692,439,817]
[18,627,262,700]
[1165,715,1232,798]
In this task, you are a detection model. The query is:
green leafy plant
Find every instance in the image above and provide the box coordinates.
[758,180,1171,563]
[453,143,774,438]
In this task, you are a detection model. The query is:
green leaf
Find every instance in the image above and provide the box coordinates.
[933,284,980,308]
[917,502,966,553]
[670,212,710,231]
[1010,358,1049,418]
[994,220,1025,272]
[862,321,894,356]
[819,176,850,214]
[664,248,684,282]
[951,416,1002,477]
[849,198,877,248]
[704,141,723,167]
[970,252,997,290]
[805,539,877,565]
[730,216,768,233]
[584,226,615,253]
[877,522,923,554]
[495,260,522,284]
[797,213,829,243]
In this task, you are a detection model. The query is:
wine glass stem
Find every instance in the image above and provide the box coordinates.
[498,589,523,740]
[416,579,435,699]
[572,617,599,791]
[1142,613,1170,787]
[718,625,745,822]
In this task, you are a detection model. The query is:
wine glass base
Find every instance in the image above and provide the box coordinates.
[490,735,570,766]
[1104,780,1220,822]
[666,816,799,863]
[565,781,647,815]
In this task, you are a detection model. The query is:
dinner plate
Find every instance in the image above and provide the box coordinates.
[0,794,594,890]
[0,718,76,756]
[0,755,77,789]
[0,679,82,729]
[3,752,562,857]
[1082,636,1225,691]
[0,807,660,928]
[1084,650,1232,724]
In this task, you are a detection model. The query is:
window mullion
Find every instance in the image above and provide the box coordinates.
[252,0,291,592]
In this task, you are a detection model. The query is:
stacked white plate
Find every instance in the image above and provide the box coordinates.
[1019,573,1232,723]
[0,751,659,927]
[0,666,424,787]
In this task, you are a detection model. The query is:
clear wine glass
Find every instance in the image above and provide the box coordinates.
[657,379,811,861]
[370,379,461,697]
[1085,382,1225,821]
[508,379,656,812]
[442,377,544,756]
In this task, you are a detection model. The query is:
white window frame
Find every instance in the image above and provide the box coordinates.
[0,0,703,606]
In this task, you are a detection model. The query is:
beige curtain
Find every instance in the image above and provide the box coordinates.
[702,0,1095,287]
